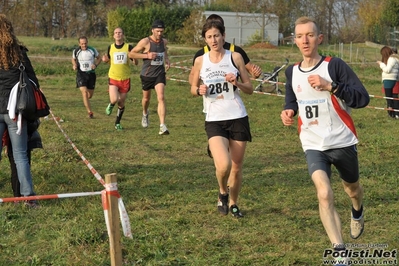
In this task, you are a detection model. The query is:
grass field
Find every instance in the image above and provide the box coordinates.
[0,37,398,265]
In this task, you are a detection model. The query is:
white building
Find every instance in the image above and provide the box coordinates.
[204,11,279,46]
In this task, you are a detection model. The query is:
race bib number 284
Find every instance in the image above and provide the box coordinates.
[207,82,235,101]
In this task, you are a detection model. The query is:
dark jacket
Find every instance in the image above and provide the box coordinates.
[0,46,40,114]
[28,130,43,150]
[1,119,42,154]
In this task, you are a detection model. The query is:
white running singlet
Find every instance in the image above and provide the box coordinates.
[292,58,358,151]
[200,50,247,122]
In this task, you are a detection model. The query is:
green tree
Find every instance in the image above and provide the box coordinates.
[358,0,385,42]
[381,0,399,27]
[106,5,192,43]
[176,9,206,46]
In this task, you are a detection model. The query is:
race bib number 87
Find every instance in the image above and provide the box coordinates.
[298,98,331,129]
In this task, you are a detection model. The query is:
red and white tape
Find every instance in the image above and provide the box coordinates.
[102,183,132,239]
[0,191,102,203]
[44,110,132,238]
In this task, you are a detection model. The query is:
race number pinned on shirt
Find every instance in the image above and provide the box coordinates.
[113,52,127,64]
[298,97,332,132]
[205,78,235,102]
[150,52,164,65]
[79,60,92,72]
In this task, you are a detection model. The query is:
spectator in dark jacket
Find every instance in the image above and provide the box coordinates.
[0,14,39,208]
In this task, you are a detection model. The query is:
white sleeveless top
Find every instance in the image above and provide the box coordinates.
[200,50,247,121]
[292,58,358,151]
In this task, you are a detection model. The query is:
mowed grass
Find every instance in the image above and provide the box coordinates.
[0,37,398,265]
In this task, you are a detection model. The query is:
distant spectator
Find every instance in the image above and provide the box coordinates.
[391,47,399,110]
[279,32,284,45]
[377,46,399,118]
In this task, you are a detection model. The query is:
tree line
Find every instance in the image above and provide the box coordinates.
[1,0,398,46]
[207,0,399,45]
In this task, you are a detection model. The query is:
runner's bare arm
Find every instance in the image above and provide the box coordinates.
[163,38,170,71]
[190,56,204,96]
[128,38,150,60]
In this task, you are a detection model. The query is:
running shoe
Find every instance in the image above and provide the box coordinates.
[115,124,123,131]
[159,124,169,135]
[24,200,39,209]
[217,193,229,215]
[350,211,364,239]
[88,112,94,119]
[106,103,114,115]
[141,113,149,128]
[334,256,350,266]
[230,204,244,218]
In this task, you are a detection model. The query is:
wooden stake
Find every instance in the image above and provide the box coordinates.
[105,173,122,266]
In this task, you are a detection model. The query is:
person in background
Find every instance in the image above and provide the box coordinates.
[0,14,39,207]
[128,19,170,135]
[392,47,399,111]
[377,46,399,118]
[102,27,137,130]
[189,14,262,85]
[279,32,284,46]
[72,36,101,118]
[280,16,369,265]
[190,20,253,218]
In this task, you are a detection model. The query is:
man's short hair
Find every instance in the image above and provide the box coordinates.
[295,16,320,35]
[152,19,165,29]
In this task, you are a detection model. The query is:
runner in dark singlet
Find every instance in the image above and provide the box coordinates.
[129,19,171,135]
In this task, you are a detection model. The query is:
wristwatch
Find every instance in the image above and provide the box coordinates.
[331,81,339,93]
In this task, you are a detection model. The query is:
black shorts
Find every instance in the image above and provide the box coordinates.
[140,74,166,91]
[76,71,96,89]
[205,116,252,142]
[305,145,359,183]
